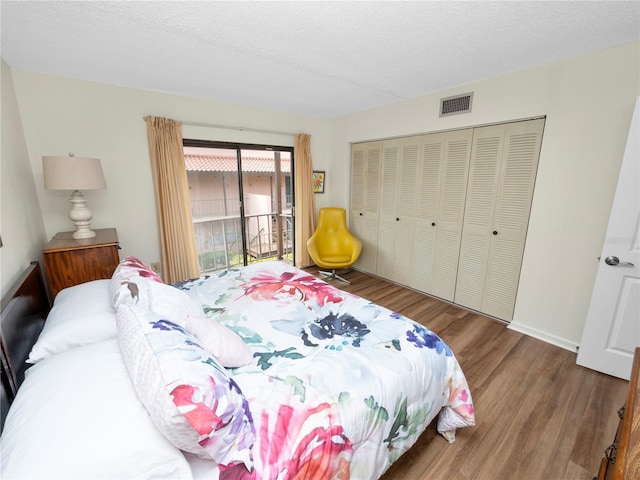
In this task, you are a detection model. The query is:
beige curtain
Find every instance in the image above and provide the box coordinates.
[144,116,200,283]
[294,133,316,267]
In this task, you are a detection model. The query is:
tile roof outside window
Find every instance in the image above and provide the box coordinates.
[184,154,291,173]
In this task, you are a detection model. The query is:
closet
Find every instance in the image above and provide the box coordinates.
[350,118,544,321]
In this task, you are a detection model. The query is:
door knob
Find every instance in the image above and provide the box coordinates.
[605,256,635,267]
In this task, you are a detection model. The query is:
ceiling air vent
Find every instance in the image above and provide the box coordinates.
[440,92,473,117]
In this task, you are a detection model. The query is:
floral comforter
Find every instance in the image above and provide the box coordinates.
[176,261,475,479]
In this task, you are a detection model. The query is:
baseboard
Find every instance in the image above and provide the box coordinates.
[507,322,579,353]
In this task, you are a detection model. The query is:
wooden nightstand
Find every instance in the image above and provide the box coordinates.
[42,228,120,300]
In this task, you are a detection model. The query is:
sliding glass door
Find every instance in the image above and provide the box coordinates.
[183,140,294,274]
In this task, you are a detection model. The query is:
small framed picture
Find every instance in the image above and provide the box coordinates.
[313,171,325,193]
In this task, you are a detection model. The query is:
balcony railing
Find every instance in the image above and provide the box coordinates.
[191,196,292,219]
[192,212,293,274]
[191,199,239,218]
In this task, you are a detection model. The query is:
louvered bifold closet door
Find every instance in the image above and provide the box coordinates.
[412,133,445,292]
[375,137,420,285]
[482,119,544,320]
[350,145,365,220]
[393,137,420,285]
[454,118,544,320]
[376,139,401,280]
[351,141,381,274]
[430,129,473,301]
[454,124,505,311]
[350,143,366,265]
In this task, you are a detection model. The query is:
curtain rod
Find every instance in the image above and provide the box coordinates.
[179,120,297,137]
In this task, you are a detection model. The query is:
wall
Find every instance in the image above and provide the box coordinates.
[0,61,47,296]
[10,72,332,271]
[330,42,640,350]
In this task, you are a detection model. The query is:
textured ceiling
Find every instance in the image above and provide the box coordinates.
[1,1,638,118]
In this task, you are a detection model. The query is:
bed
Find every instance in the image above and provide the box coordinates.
[0,257,475,479]
[0,262,50,431]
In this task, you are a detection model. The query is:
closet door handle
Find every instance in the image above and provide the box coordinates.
[493,231,498,236]
[605,256,635,267]
[431,222,436,227]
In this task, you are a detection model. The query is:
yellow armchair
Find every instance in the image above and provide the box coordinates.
[307,207,362,284]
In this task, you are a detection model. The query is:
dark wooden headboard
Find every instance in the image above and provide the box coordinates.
[0,261,50,430]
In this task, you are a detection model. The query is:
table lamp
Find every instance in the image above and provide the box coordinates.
[43,154,107,239]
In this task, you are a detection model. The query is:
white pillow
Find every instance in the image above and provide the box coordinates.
[1,339,192,479]
[185,316,253,368]
[27,279,117,364]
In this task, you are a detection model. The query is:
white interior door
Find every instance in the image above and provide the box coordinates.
[577,97,640,381]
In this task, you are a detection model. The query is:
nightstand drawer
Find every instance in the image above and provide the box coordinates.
[43,228,120,299]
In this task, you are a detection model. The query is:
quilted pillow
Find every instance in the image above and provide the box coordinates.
[110,256,163,306]
[186,316,254,368]
[116,304,255,469]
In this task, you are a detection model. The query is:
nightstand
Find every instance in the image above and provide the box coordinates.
[42,228,120,300]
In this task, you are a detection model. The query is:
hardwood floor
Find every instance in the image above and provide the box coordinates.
[303,266,628,480]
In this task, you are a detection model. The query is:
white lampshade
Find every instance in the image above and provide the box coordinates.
[42,155,107,239]
[43,155,106,191]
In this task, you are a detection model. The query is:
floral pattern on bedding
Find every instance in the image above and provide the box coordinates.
[116,305,255,468]
[177,261,475,479]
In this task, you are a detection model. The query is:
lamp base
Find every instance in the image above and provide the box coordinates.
[72,225,97,239]
[68,190,97,239]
